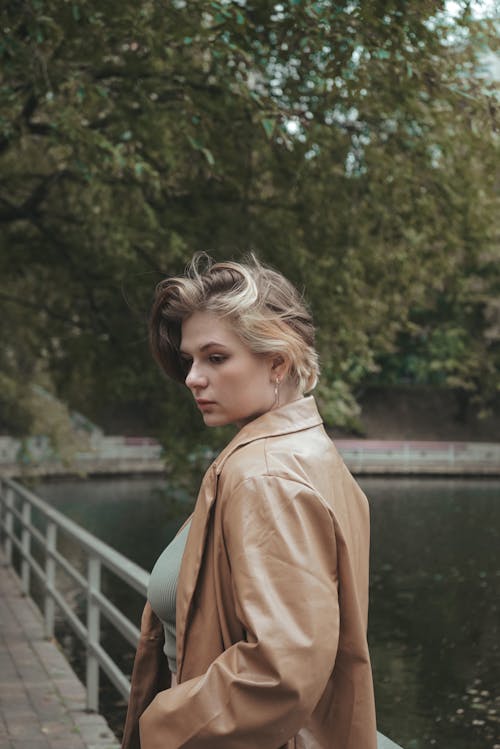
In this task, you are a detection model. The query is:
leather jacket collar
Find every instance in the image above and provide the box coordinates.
[214,395,323,475]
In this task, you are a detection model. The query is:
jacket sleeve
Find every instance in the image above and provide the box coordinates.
[121,603,171,749]
[139,475,339,749]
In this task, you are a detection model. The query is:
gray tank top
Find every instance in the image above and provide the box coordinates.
[147,519,191,673]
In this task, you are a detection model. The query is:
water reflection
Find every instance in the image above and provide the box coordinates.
[361,477,500,749]
[37,475,500,749]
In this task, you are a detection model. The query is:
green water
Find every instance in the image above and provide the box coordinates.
[37,475,500,749]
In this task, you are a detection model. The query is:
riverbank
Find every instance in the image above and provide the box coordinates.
[1,387,499,478]
[1,436,499,477]
[332,385,500,443]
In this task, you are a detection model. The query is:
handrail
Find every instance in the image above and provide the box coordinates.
[0,476,148,712]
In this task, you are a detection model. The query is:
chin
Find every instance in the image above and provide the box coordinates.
[202,413,230,427]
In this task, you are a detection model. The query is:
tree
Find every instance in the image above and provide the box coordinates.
[0,0,498,453]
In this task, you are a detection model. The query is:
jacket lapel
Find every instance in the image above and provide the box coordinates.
[176,463,218,679]
[214,396,323,475]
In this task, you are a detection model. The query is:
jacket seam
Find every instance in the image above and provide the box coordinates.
[228,472,321,500]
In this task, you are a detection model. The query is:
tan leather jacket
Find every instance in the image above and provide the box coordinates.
[122,396,377,749]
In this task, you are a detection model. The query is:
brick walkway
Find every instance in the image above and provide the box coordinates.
[0,556,119,749]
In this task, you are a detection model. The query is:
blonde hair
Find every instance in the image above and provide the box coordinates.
[149,253,319,393]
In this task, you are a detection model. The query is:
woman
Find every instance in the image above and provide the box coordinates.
[122,254,377,749]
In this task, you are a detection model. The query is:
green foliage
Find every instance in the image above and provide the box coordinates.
[0,0,498,449]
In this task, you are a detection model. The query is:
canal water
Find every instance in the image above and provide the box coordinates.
[37,475,500,749]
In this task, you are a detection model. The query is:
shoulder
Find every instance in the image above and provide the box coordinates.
[216,426,340,524]
[218,422,340,493]
[218,446,338,562]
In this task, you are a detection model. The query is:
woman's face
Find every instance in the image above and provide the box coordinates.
[180,311,276,427]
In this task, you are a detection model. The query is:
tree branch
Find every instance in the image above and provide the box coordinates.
[0,171,79,223]
[0,291,88,330]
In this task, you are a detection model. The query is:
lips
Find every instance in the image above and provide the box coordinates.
[196,399,215,408]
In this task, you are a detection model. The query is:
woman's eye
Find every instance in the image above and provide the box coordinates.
[209,355,226,364]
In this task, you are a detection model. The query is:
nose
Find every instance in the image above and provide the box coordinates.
[185,361,207,391]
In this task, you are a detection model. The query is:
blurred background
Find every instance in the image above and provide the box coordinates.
[1,2,499,747]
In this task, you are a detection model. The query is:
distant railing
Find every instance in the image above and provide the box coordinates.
[335,439,500,475]
[0,476,148,712]
[0,434,164,477]
[0,476,404,748]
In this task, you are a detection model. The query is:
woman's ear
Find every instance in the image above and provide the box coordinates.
[270,354,289,380]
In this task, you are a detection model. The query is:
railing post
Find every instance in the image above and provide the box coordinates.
[3,486,14,564]
[86,555,101,712]
[44,522,56,639]
[21,500,31,595]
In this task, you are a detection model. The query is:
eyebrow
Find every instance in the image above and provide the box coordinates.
[179,341,230,356]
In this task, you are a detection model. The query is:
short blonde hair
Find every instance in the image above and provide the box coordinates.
[149,253,319,393]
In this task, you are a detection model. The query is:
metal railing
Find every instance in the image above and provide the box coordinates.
[335,439,500,474]
[0,434,165,478]
[0,476,148,712]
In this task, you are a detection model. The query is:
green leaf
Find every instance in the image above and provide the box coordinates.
[261,118,274,138]
[187,136,215,166]
[201,148,215,166]
[187,135,202,150]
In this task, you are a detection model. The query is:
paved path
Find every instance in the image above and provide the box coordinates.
[0,556,119,749]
